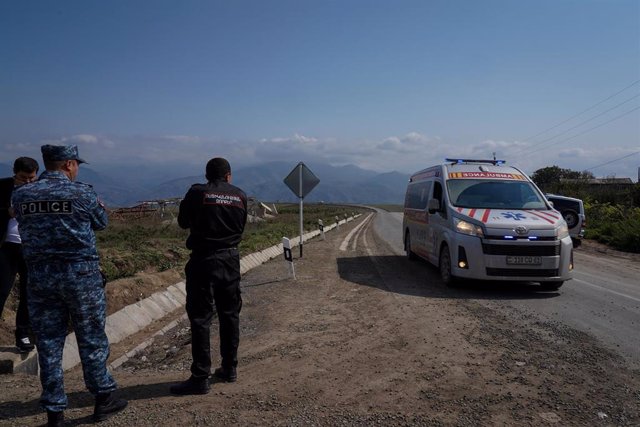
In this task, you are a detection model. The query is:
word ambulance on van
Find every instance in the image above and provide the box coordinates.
[402,158,573,290]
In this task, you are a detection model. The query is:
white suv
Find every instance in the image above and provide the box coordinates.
[545,194,585,247]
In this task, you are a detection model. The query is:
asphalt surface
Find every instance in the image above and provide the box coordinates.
[374,209,640,368]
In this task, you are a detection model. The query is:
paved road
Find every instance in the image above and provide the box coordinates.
[372,208,640,368]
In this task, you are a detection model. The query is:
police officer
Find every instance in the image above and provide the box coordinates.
[12,145,127,426]
[171,157,247,395]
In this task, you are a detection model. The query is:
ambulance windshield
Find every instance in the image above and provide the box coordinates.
[447,179,547,209]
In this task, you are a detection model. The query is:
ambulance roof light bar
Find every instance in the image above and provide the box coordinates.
[445,158,506,166]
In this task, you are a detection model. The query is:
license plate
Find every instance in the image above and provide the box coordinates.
[506,256,542,265]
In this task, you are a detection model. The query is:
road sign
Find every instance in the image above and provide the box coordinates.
[283,162,320,198]
[283,162,320,258]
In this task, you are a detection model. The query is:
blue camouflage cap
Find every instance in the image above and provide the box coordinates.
[41,144,87,164]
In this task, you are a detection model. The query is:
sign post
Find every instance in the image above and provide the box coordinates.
[283,162,320,258]
[318,219,325,240]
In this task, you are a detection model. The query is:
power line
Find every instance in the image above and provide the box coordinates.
[519,105,640,156]
[512,93,640,156]
[522,79,640,142]
[584,150,640,172]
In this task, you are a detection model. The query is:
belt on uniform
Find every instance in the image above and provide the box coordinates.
[191,247,238,257]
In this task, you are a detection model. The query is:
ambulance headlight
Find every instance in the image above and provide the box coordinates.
[555,222,570,239]
[454,218,484,238]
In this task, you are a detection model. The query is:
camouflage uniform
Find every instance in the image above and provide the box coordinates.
[12,150,116,413]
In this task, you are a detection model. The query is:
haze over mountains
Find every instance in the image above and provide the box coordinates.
[0,161,410,207]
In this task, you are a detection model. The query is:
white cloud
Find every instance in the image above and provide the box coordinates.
[3,131,637,182]
[160,135,202,144]
[52,134,117,149]
[68,134,98,144]
[377,132,438,152]
[260,133,318,144]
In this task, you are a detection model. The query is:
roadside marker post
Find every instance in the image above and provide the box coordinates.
[282,237,296,279]
[318,219,325,240]
[335,215,340,230]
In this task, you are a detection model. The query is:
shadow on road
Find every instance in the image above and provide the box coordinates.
[337,255,561,301]
[0,380,179,425]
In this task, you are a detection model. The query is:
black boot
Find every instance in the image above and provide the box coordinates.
[16,336,35,353]
[47,410,64,427]
[214,366,237,383]
[170,376,210,395]
[93,392,128,422]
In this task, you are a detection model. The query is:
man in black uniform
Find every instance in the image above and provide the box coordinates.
[171,157,247,395]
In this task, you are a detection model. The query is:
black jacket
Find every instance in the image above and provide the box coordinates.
[178,179,248,253]
[0,177,15,244]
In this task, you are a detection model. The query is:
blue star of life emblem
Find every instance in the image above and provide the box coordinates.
[502,212,527,221]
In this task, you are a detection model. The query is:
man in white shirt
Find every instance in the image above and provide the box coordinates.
[0,157,39,352]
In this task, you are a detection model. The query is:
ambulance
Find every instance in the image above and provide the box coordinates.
[402,159,573,290]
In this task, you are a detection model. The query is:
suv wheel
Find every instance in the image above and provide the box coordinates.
[561,209,579,228]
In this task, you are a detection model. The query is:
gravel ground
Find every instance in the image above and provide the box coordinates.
[0,215,638,426]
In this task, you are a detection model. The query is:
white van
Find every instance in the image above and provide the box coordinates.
[403,159,573,290]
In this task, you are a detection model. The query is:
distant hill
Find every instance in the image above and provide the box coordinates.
[0,163,140,207]
[148,162,409,205]
[1,161,410,206]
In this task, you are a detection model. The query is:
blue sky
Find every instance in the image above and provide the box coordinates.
[1,0,639,180]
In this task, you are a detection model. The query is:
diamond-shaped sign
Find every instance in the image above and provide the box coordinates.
[284,162,320,198]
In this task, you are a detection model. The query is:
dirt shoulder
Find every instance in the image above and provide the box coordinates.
[0,269,183,347]
[578,239,640,263]
[0,220,638,426]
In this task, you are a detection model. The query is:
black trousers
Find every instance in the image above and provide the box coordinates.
[0,242,30,339]
[185,248,242,379]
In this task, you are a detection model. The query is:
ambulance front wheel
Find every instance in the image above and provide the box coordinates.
[439,244,458,287]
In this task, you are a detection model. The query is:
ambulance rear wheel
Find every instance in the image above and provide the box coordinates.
[405,231,417,260]
[439,245,457,287]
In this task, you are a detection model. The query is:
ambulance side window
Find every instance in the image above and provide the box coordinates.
[405,181,432,210]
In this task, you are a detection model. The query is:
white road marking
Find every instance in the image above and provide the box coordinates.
[351,216,370,251]
[340,213,373,251]
[573,277,640,303]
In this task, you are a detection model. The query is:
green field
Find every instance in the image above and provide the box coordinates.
[97,203,366,281]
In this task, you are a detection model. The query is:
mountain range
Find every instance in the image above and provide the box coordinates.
[0,161,410,207]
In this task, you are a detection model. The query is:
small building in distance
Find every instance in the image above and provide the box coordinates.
[560,177,634,191]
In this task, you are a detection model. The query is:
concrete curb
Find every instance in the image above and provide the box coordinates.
[3,214,362,375]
